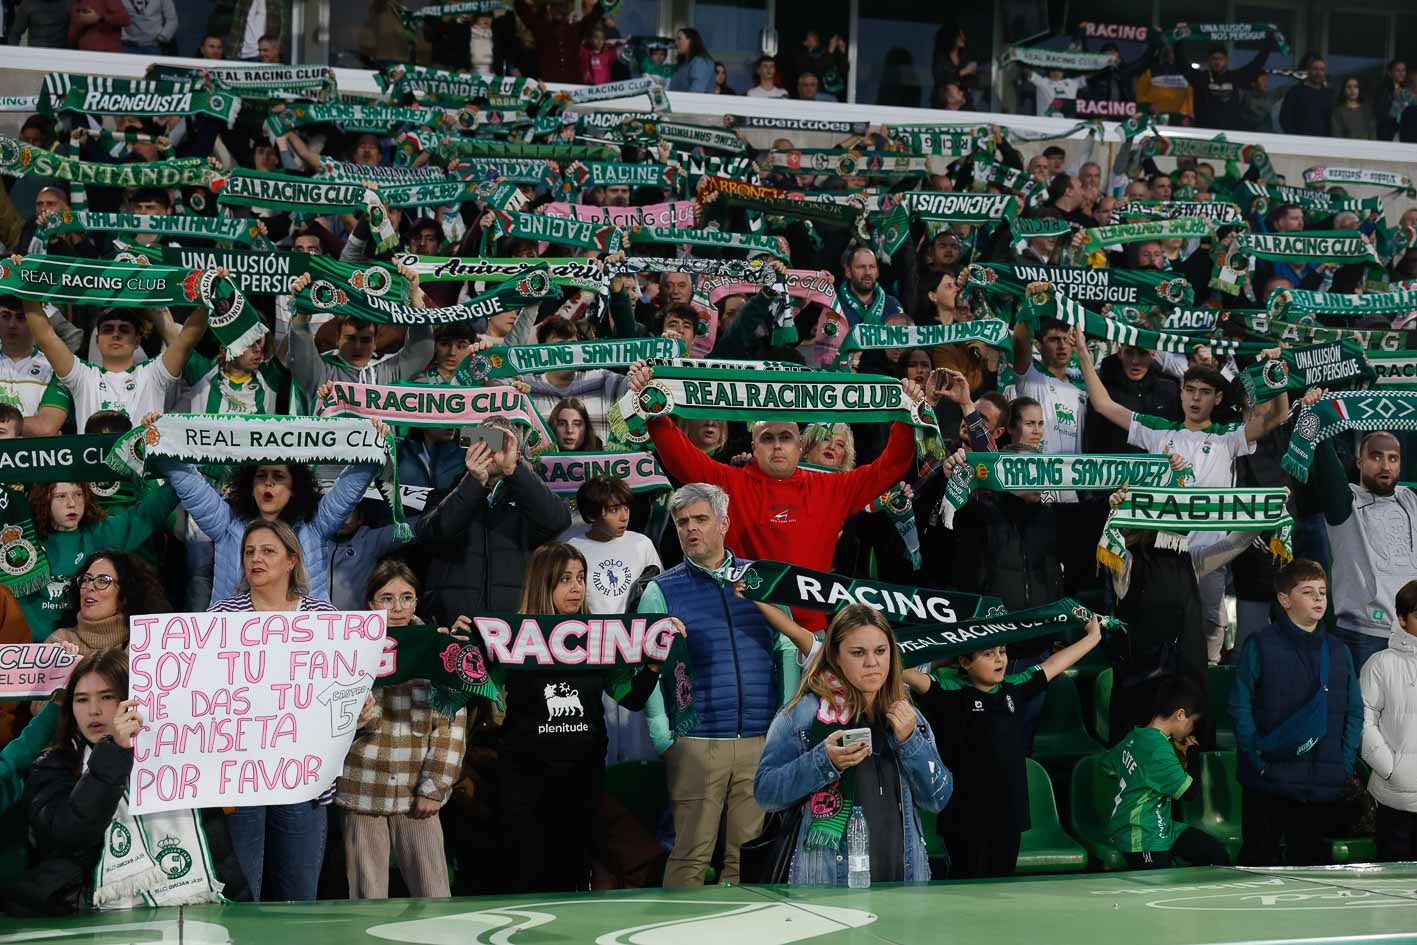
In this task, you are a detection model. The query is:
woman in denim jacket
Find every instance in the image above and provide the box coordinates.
[754,604,952,885]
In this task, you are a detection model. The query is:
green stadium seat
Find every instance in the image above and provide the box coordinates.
[1067,754,1128,871]
[1178,750,1243,863]
[603,760,668,834]
[1206,665,1237,751]
[1017,758,1088,874]
[1033,675,1103,773]
[1091,668,1114,745]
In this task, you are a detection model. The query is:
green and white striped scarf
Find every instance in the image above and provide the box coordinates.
[38,211,267,247]
[1302,166,1414,195]
[626,224,788,259]
[216,170,398,252]
[265,103,470,137]
[1020,285,1266,356]
[489,210,624,252]
[609,367,936,443]
[888,124,992,157]
[1239,342,1374,405]
[1239,181,1382,219]
[943,452,1189,512]
[434,138,617,162]
[38,75,241,126]
[0,137,215,188]
[1118,200,1244,225]
[456,337,683,380]
[1212,231,1380,297]
[1080,218,1212,254]
[1283,392,1417,480]
[151,63,337,101]
[377,66,542,110]
[1001,46,1116,71]
[1232,312,1409,353]
[1098,487,1294,576]
[1269,287,1417,322]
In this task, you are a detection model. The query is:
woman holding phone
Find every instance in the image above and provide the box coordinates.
[753,604,951,885]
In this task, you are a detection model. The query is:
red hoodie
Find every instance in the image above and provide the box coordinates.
[649,416,917,629]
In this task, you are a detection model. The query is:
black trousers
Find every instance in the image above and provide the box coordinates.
[1122,827,1229,869]
[1238,788,1335,867]
[496,753,603,893]
[941,828,1023,879]
[1376,803,1417,862]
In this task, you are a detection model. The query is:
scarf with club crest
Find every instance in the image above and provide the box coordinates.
[1097,487,1294,577]
[1282,392,1417,481]
[1238,342,1374,405]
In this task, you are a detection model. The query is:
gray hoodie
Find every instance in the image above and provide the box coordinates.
[287,315,435,406]
[121,0,177,45]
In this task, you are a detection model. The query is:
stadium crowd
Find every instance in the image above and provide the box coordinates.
[0,1,1416,916]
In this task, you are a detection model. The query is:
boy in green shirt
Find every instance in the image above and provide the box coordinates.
[1103,675,1229,868]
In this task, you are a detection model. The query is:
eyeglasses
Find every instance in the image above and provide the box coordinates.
[77,574,115,590]
[374,593,418,608]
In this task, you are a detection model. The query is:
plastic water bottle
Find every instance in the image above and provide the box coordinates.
[846,806,870,888]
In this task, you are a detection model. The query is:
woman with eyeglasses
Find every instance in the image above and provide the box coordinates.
[47,550,170,658]
[335,559,466,900]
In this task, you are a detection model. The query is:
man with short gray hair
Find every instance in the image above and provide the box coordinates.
[638,482,800,887]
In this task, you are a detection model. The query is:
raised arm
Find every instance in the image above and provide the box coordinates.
[1243,351,1296,442]
[21,297,75,379]
[1074,325,1135,431]
[159,306,208,379]
[1039,617,1102,681]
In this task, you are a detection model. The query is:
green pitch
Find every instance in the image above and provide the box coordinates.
[4,865,1417,944]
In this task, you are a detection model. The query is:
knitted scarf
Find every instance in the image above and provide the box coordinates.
[543,200,697,230]
[804,684,860,850]
[316,380,554,452]
[626,120,745,154]
[153,63,337,101]
[39,75,241,126]
[1212,231,1380,297]
[0,489,48,596]
[836,320,1012,361]
[966,262,1195,310]
[1230,312,1409,353]
[1269,287,1417,322]
[727,115,869,135]
[767,150,932,179]
[381,179,483,210]
[609,367,936,443]
[1371,352,1417,389]
[434,138,617,162]
[626,224,789,259]
[295,265,550,325]
[319,160,447,185]
[943,451,1190,511]
[1283,392,1417,480]
[888,124,992,157]
[489,210,624,253]
[1020,285,1268,356]
[570,160,682,192]
[1001,46,1116,71]
[1301,166,1414,195]
[901,191,1020,226]
[1118,200,1244,225]
[214,170,398,253]
[1097,487,1294,576]
[736,560,1004,624]
[551,77,670,114]
[456,338,683,380]
[699,269,841,323]
[1080,218,1212,254]
[891,598,1123,668]
[1238,342,1374,405]
[393,254,604,293]
[700,176,863,229]
[377,66,543,110]
[1163,22,1290,55]
[36,211,267,247]
[0,137,215,188]
[93,802,223,910]
[533,451,670,495]
[265,103,469,137]
[1238,182,1382,219]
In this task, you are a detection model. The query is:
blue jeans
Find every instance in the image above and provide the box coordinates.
[227,802,328,901]
[1332,626,1387,676]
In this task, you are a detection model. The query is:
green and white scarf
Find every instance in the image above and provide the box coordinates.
[153,63,337,101]
[39,75,241,126]
[457,338,683,380]
[1302,166,1414,195]
[377,66,542,110]
[1021,285,1265,356]
[1239,181,1382,219]
[0,96,38,112]
[0,488,49,596]
[93,801,223,910]
[0,137,215,188]
[532,451,670,495]
[1081,218,1212,254]
[216,170,398,253]
[1282,392,1417,480]
[970,154,1031,193]
[490,210,623,252]
[316,380,554,450]
[1233,312,1409,353]
[1239,342,1374,404]
[1119,200,1244,225]
[394,254,604,292]
[552,77,670,114]
[266,103,468,137]
[1162,21,1290,54]
[1098,487,1294,576]
[0,435,118,485]
[901,191,1019,226]
[890,598,1122,668]
[736,560,1004,624]
[626,224,788,259]
[609,367,936,443]
[434,138,617,162]
[943,452,1189,511]
[144,247,401,299]
[38,211,266,247]
[837,320,1011,361]
[0,255,206,308]
[1001,46,1116,72]
[701,176,862,229]
[728,115,868,136]
[380,179,483,209]
[767,150,931,179]
[626,120,745,154]
[1213,231,1380,296]
[1370,352,1417,389]
[319,160,446,185]
[966,262,1195,310]
[1269,287,1417,322]
[296,265,550,325]
[571,160,681,193]
[888,124,992,157]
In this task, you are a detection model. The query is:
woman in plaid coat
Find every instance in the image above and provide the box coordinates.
[336,560,467,899]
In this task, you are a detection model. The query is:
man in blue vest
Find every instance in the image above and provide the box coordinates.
[1230,558,1363,866]
[639,482,800,887]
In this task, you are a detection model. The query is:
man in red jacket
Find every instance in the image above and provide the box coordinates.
[627,362,923,630]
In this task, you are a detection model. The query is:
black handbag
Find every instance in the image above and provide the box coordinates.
[737,805,802,885]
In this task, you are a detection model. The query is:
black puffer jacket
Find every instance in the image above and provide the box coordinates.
[1084,355,1182,455]
[414,464,571,625]
[9,739,249,916]
[952,492,1061,612]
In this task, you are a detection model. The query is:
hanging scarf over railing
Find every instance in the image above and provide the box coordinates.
[456,338,683,380]
[1238,342,1374,405]
[38,74,241,126]
[609,366,936,443]
[1098,487,1294,577]
[1282,392,1417,480]
[0,137,215,188]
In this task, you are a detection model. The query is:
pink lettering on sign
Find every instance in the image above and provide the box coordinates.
[0,644,80,699]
